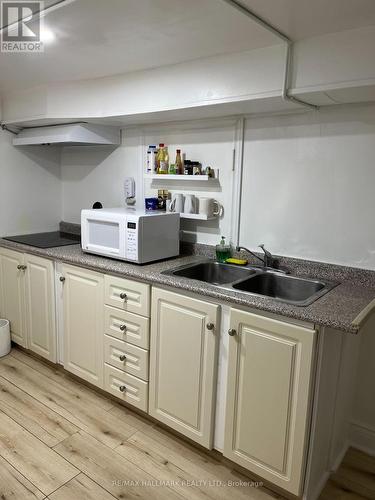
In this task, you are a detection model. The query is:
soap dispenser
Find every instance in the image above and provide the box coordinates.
[216,236,231,263]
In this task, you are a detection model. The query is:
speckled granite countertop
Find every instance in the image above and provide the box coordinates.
[1,238,374,334]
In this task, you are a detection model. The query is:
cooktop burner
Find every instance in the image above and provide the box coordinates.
[3,231,80,248]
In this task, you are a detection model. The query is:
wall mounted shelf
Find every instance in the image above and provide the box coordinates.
[144,174,214,181]
[180,213,217,220]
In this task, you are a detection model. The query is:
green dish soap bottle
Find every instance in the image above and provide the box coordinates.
[216,236,231,263]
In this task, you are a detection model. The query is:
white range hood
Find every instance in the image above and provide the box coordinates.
[13,123,121,146]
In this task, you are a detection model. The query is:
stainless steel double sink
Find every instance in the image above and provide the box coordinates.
[163,261,336,306]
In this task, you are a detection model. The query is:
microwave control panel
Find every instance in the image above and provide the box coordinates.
[125,220,138,261]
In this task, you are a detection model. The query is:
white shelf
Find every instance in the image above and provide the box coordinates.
[180,213,217,220]
[144,174,213,181]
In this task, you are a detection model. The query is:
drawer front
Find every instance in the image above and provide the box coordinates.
[104,305,149,349]
[104,364,148,412]
[104,335,149,381]
[104,275,150,317]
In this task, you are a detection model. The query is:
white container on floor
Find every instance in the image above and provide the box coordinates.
[0,319,11,357]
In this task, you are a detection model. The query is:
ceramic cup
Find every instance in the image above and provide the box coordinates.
[184,194,197,214]
[198,197,222,217]
[170,193,184,213]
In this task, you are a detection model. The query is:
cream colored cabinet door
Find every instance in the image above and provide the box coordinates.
[224,309,316,496]
[24,254,56,362]
[0,248,26,347]
[149,287,220,449]
[62,264,104,388]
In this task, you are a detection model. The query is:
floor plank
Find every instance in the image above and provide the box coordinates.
[116,429,276,500]
[11,348,114,411]
[48,473,115,500]
[319,479,369,499]
[140,424,278,495]
[0,410,79,496]
[0,375,79,447]
[0,355,138,448]
[329,447,375,499]
[54,431,184,500]
[108,402,155,431]
[0,455,45,500]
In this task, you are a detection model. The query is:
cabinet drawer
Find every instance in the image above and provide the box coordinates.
[104,335,149,381]
[104,305,149,349]
[104,364,148,412]
[104,275,150,317]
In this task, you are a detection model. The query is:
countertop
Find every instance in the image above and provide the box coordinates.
[1,238,375,334]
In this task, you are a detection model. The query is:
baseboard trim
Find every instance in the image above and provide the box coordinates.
[303,471,331,500]
[350,421,375,456]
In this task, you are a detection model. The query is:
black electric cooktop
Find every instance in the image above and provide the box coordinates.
[3,231,80,248]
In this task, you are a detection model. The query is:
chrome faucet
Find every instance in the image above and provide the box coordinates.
[236,244,281,271]
[258,244,276,268]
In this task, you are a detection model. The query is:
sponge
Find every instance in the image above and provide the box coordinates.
[226,258,248,266]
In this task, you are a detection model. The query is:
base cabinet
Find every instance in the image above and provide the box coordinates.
[0,248,56,361]
[149,287,220,449]
[62,264,104,388]
[224,308,316,496]
[0,248,26,347]
[24,254,56,362]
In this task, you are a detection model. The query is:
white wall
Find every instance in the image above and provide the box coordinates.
[61,119,237,246]
[61,129,143,222]
[0,130,62,236]
[240,103,375,269]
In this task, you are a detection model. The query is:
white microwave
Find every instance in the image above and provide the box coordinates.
[81,208,180,263]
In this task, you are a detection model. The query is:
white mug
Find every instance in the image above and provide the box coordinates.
[184,194,197,214]
[170,193,184,213]
[198,197,222,217]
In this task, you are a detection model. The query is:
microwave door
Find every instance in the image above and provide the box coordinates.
[83,217,125,256]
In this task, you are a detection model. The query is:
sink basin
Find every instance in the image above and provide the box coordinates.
[232,272,328,306]
[166,261,256,285]
[164,260,336,306]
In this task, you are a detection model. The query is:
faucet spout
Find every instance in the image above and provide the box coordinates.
[236,246,265,266]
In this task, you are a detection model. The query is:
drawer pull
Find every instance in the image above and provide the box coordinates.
[17,265,27,271]
[119,355,126,362]
[228,328,237,336]
[206,322,215,331]
[120,292,127,300]
[119,385,126,393]
[119,324,127,331]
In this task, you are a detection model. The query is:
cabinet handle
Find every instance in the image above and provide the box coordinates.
[119,324,127,331]
[228,328,237,336]
[206,323,215,331]
[119,385,126,393]
[120,292,127,301]
[17,265,23,270]
[119,355,126,362]
[59,276,65,282]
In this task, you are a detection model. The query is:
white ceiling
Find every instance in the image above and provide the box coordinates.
[1,0,375,93]
[239,0,375,40]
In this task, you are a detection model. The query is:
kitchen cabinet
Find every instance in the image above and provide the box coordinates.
[62,264,104,388]
[223,308,316,496]
[0,248,26,347]
[24,254,56,362]
[149,287,220,448]
[0,249,56,361]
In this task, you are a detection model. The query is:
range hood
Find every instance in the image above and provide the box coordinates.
[13,123,121,146]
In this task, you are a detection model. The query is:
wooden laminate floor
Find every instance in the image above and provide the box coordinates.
[0,348,281,500]
[0,348,373,500]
